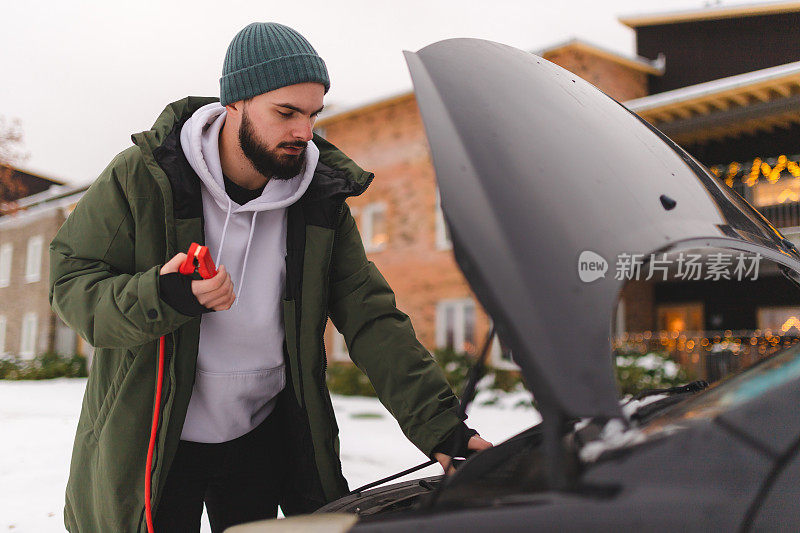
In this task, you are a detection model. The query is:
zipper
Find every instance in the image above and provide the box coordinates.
[321,204,342,385]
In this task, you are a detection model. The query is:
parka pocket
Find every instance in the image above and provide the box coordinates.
[91,350,136,438]
[283,298,303,407]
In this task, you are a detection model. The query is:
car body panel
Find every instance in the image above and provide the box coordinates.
[403,38,800,421]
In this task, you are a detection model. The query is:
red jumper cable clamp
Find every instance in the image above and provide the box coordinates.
[178,242,218,280]
[145,243,216,533]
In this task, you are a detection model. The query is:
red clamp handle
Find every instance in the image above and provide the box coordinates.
[179,242,218,280]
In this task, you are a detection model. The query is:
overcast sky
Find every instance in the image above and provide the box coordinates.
[1,0,761,185]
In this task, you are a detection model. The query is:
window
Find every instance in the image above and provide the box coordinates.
[20,312,38,359]
[656,303,704,333]
[25,235,43,283]
[752,176,800,207]
[758,306,800,334]
[436,299,476,354]
[361,203,388,252]
[0,315,6,355]
[0,243,11,287]
[55,317,77,356]
[488,320,518,370]
[330,326,349,362]
[435,188,452,250]
[615,299,626,340]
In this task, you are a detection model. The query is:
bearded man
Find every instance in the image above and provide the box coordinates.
[49,22,490,533]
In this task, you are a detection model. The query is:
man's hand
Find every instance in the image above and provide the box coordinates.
[160,253,236,311]
[434,434,493,475]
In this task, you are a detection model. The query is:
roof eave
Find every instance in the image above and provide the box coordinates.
[619,1,800,28]
[537,38,665,75]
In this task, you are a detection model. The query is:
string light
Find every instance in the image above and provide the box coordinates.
[616,329,800,361]
[710,153,800,189]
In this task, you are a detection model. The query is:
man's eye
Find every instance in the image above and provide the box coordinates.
[278,111,292,118]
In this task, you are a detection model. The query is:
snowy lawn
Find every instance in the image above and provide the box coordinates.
[0,378,539,532]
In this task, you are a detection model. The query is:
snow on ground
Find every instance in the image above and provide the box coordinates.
[0,378,540,532]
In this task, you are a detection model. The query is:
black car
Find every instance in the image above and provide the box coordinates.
[228,38,800,532]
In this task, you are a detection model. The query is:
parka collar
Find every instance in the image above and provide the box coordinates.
[130,96,374,200]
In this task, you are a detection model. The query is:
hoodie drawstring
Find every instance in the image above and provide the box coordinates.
[215,197,233,267]
[213,199,257,307]
[235,211,258,305]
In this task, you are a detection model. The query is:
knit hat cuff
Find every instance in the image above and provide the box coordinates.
[220,53,330,106]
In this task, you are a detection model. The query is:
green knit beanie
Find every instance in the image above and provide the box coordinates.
[220,22,330,106]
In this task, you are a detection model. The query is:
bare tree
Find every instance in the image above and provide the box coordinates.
[0,116,30,215]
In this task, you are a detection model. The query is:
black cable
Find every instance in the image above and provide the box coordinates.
[349,459,437,496]
[346,325,498,500]
[424,325,497,508]
[442,325,497,471]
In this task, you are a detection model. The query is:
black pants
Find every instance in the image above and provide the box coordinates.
[154,412,288,533]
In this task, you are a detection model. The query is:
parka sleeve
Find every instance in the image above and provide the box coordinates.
[48,152,194,349]
[327,203,463,457]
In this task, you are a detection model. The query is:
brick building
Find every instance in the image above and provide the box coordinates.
[0,174,88,360]
[316,40,663,368]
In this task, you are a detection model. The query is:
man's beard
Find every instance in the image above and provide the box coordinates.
[238,109,306,180]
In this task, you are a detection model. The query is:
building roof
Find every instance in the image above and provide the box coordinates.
[625,60,800,144]
[0,182,89,228]
[536,38,665,75]
[317,38,666,127]
[315,91,416,128]
[0,165,65,203]
[619,1,800,28]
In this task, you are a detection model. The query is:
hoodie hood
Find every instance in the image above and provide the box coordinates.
[179,101,318,299]
[131,97,374,210]
[180,101,319,214]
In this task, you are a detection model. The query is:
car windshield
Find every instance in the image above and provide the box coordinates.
[642,341,800,431]
[612,248,800,399]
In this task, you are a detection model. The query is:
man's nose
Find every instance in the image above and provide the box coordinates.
[293,118,314,142]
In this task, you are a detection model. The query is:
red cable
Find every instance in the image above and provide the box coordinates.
[145,335,166,533]
[145,245,214,532]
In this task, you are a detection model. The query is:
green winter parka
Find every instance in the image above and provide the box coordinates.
[49,96,463,532]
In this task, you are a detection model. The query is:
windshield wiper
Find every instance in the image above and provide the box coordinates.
[627,380,709,423]
[632,380,709,401]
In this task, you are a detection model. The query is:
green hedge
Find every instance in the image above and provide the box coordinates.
[325,362,377,396]
[325,347,525,398]
[0,352,88,380]
[326,347,692,400]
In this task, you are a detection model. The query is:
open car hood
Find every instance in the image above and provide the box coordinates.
[403,38,800,422]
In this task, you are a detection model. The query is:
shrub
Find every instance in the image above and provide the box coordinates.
[0,352,88,380]
[324,346,527,400]
[614,350,688,396]
[324,346,689,403]
[432,347,472,393]
[326,362,376,397]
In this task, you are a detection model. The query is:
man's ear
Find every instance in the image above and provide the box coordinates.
[225,100,244,119]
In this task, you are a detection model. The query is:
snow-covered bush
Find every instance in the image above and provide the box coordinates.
[614,350,687,396]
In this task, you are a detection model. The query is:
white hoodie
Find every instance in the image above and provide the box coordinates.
[179,102,318,443]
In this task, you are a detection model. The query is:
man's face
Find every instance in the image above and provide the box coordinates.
[235,82,325,180]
